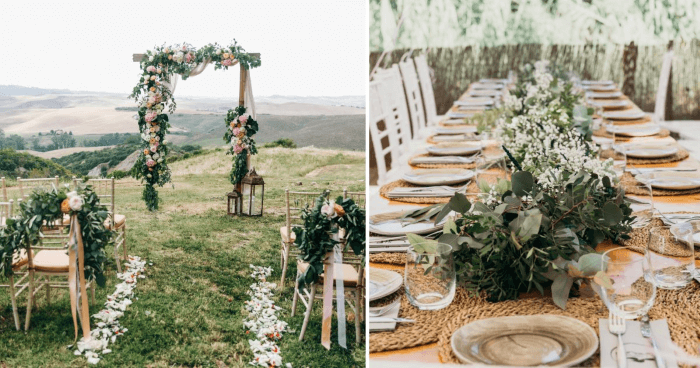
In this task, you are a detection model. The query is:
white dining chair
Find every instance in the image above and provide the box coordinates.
[370,78,404,185]
[414,54,445,126]
[653,49,674,123]
[398,59,428,137]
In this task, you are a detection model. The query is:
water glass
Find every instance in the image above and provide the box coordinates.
[645,225,695,289]
[405,243,456,310]
[600,247,656,319]
[629,181,654,229]
[611,147,626,179]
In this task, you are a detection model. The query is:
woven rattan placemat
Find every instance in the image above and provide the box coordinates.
[604,115,652,126]
[408,153,480,169]
[435,283,700,366]
[601,147,690,165]
[621,172,700,196]
[426,135,480,145]
[620,217,700,259]
[369,252,406,265]
[378,180,480,204]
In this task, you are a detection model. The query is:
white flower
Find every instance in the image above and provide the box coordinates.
[320,200,336,217]
[66,191,83,211]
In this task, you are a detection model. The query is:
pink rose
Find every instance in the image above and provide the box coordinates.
[238,115,248,124]
[222,59,232,66]
[148,96,156,104]
[186,53,193,63]
[232,127,240,136]
[233,145,243,154]
[150,145,158,153]
[146,159,156,167]
[146,66,156,73]
[145,111,157,122]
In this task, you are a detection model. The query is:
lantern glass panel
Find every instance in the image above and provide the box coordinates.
[241,183,263,216]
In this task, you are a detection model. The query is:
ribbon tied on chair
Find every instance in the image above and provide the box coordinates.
[68,214,92,343]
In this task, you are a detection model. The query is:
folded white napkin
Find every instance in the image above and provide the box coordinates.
[599,318,678,368]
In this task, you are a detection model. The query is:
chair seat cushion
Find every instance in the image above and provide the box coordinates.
[298,261,359,287]
[280,227,297,242]
[104,214,126,230]
[12,249,33,270]
[33,250,69,272]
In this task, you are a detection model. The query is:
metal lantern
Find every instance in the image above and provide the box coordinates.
[241,168,265,216]
[226,190,242,216]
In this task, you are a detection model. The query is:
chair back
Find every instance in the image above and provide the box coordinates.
[0,200,13,228]
[414,54,438,125]
[18,176,60,199]
[397,59,427,136]
[285,189,329,237]
[654,49,674,122]
[1,177,7,202]
[74,177,115,228]
[370,78,403,185]
[342,189,365,210]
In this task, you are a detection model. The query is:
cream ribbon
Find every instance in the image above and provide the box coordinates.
[68,214,91,343]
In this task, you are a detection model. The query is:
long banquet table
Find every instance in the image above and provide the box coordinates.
[369,81,700,365]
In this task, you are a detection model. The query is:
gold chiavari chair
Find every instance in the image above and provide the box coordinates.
[0,199,33,331]
[73,177,127,272]
[342,188,366,210]
[291,246,364,345]
[18,176,60,199]
[280,189,329,289]
[23,222,95,331]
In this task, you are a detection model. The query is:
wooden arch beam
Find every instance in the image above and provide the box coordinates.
[132,53,260,106]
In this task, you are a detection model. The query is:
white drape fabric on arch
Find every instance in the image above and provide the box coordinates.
[162,58,256,118]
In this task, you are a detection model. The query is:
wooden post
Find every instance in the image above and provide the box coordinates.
[665,41,674,121]
[237,63,248,193]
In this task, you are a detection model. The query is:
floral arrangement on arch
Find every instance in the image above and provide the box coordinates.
[292,194,366,287]
[129,41,261,210]
[224,106,258,186]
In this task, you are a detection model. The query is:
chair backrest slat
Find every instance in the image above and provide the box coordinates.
[75,177,115,227]
[654,50,674,122]
[342,188,365,210]
[18,176,60,199]
[398,60,427,135]
[285,189,329,236]
[0,200,12,228]
[414,55,438,125]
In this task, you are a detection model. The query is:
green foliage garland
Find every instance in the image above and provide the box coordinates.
[0,183,113,286]
[129,41,261,210]
[292,195,366,288]
[223,106,258,186]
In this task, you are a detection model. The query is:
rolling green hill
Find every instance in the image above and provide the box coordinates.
[0,149,73,179]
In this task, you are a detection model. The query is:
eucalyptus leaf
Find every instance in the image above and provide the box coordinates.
[511,171,534,197]
[552,273,574,309]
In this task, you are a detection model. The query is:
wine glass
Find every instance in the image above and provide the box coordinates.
[600,247,657,319]
[404,243,456,310]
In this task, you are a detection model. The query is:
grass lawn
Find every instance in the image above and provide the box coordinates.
[0,147,366,367]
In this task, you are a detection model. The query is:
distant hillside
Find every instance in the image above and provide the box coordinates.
[0,85,73,96]
[166,114,366,150]
[0,148,73,179]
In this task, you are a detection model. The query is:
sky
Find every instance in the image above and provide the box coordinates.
[0,1,367,98]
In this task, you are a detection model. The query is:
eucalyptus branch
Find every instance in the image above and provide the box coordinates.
[550,196,592,230]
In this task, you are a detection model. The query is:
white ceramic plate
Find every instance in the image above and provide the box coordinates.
[589,100,629,109]
[402,168,475,186]
[426,142,482,156]
[588,91,622,99]
[469,89,501,97]
[430,134,469,142]
[584,84,617,91]
[471,82,505,90]
[451,315,598,367]
[636,172,700,190]
[368,268,403,301]
[582,80,614,85]
[606,124,661,137]
[454,98,494,107]
[411,156,476,165]
[480,78,508,84]
[602,110,646,120]
[623,144,678,159]
[369,211,445,236]
[435,126,477,135]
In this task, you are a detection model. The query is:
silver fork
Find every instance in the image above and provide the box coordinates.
[609,312,627,368]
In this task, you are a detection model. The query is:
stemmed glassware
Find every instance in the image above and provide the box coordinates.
[645,224,695,289]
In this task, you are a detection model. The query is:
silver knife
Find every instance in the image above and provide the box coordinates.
[640,315,665,368]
